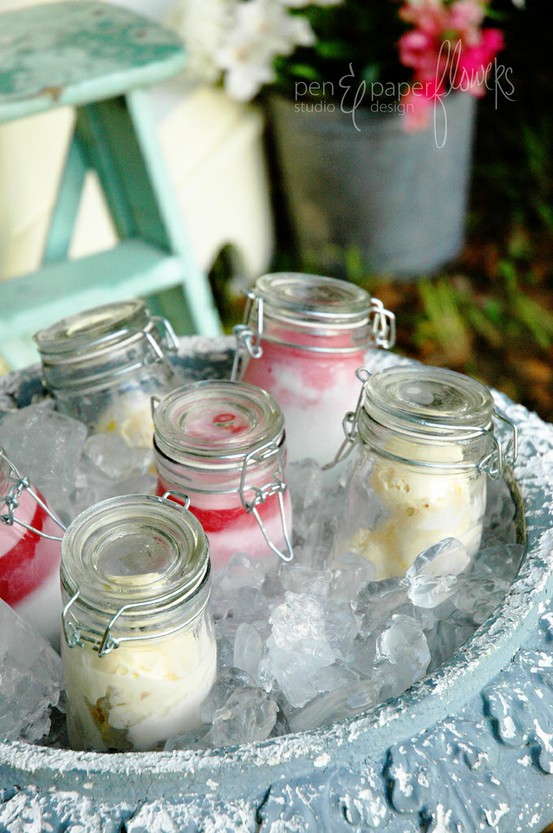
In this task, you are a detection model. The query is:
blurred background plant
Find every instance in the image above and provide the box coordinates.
[169,0,505,126]
[207,0,553,424]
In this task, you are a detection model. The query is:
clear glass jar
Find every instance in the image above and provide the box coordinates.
[0,448,64,647]
[34,299,181,449]
[152,380,293,571]
[60,493,216,752]
[333,366,518,579]
[232,272,395,466]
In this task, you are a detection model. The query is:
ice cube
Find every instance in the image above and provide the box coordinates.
[407,573,458,609]
[328,551,377,603]
[471,542,525,581]
[83,432,153,479]
[212,552,267,596]
[324,602,362,659]
[0,402,87,519]
[208,687,278,746]
[375,614,431,698]
[259,636,334,708]
[70,454,156,520]
[278,563,331,598]
[453,574,510,625]
[0,598,63,743]
[426,613,476,671]
[269,592,335,662]
[406,537,470,579]
[164,725,210,751]
[289,679,380,732]
[200,668,256,723]
[233,622,263,680]
[354,577,410,637]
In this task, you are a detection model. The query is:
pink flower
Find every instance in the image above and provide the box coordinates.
[453,28,504,94]
[399,29,435,70]
[400,0,450,36]
[449,0,486,41]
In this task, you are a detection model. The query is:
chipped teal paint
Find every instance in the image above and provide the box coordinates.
[1,341,553,832]
[0,1,185,123]
[0,0,221,356]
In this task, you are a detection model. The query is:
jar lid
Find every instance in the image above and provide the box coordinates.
[61,494,209,618]
[254,272,372,328]
[33,299,152,362]
[153,380,285,469]
[362,366,494,437]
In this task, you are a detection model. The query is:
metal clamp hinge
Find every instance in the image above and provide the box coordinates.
[239,440,294,562]
[231,291,263,381]
[322,367,372,470]
[369,298,396,349]
[0,449,66,540]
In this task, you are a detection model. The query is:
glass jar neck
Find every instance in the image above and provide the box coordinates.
[34,302,178,394]
[231,275,395,380]
[326,366,517,479]
[357,411,494,472]
[60,494,210,656]
[154,434,288,494]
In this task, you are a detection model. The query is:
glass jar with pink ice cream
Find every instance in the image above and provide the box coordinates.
[232,272,395,467]
[152,380,293,571]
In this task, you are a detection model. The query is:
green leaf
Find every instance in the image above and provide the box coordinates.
[285,63,323,82]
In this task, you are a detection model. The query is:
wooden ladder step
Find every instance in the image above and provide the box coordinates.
[0,240,184,338]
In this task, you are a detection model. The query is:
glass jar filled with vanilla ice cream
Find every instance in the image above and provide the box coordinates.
[232,272,395,466]
[34,299,181,449]
[60,493,216,752]
[332,365,518,580]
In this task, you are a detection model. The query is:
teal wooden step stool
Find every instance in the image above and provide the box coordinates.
[0,0,222,369]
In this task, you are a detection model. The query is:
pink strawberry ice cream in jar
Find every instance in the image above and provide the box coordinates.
[152,380,293,571]
[0,449,65,647]
[232,273,395,466]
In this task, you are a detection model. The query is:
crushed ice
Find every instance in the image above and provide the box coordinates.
[0,406,524,748]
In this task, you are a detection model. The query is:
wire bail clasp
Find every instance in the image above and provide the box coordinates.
[0,448,66,541]
[231,291,264,381]
[477,409,518,479]
[368,298,396,349]
[143,316,179,370]
[238,439,294,562]
[322,367,372,470]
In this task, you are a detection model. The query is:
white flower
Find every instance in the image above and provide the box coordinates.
[215,0,316,101]
[167,0,342,101]
[166,0,234,85]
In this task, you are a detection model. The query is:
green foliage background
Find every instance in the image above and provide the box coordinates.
[213,0,552,422]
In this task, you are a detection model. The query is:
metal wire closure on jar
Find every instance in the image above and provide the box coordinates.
[33,299,180,447]
[231,273,396,380]
[1,449,66,647]
[60,493,216,752]
[330,366,518,580]
[1,449,66,541]
[327,367,518,476]
[152,380,294,568]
